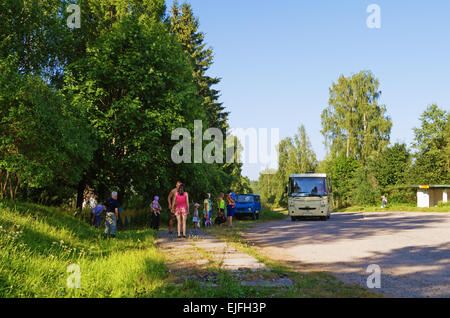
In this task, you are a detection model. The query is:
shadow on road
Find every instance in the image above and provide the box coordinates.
[244,212,450,297]
[247,213,448,247]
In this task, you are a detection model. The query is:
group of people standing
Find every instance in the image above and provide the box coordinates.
[162,181,237,238]
[90,191,120,238]
[91,183,238,239]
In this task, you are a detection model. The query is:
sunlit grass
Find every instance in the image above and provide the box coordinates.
[0,201,166,298]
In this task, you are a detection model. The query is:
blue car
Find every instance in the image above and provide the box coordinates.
[234,194,261,220]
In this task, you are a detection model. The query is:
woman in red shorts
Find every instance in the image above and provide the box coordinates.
[171,183,189,238]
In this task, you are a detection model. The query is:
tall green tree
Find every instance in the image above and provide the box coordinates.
[278,125,316,174]
[370,143,411,190]
[408,104,449,184]
[66,8,204,203]
[168,1,228,132]
[0,57,95,202]
[0,0,71,78]
[321,71,392,164]
[331,154,360,207]
[445,121,450,173]
[258,169,278,205]
[270,125,317,206]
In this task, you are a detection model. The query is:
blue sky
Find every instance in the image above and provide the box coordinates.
[167,0,450,180]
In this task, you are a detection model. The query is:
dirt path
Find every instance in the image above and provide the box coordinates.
[157,229,265,271]
[156,229,295,288]
[242,212,450,298]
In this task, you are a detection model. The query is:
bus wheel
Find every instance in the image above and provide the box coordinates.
[320,216,327,221]
[252,213,257,220]
[256,213,260,220]
[291,216,296,222]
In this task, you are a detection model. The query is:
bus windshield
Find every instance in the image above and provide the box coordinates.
[289,177,327,197]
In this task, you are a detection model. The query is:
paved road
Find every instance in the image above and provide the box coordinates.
[243,212,450,297]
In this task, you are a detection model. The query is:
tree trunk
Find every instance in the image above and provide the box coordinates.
[346,136,350,158]
[76,179,85,211]
[13,173,20,200]
[2,171,9,197]
[0,170,3,199]
[9,174,13,200]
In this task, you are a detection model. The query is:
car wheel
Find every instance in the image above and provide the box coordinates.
[291,216,296,222]
[320,216,327,221]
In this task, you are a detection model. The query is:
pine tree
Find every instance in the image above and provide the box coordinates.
[168,1,228,132]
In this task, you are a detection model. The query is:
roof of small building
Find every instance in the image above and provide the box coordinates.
[414,185,450,189]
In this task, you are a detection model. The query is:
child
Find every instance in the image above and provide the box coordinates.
[204,212,212,227]
[214,208,226,226]
[91,204,106,229]
[192,203,200,229]
[215,193,226,226]
[151,196,162,230]
[381,195,388,209]
[203,193,212,227]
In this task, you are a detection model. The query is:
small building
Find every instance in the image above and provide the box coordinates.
[416,185,449,208]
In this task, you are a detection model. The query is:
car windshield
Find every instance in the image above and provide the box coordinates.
[237,195,254,203]
[289,177,327,197]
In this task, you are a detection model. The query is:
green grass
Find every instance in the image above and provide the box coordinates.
[0,200,166,298]
[335,202,450,213]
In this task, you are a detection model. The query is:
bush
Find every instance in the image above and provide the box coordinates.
[350,167,379,206]
[437,201,450,208]
[332,155,360,207]
[387,187,416,204]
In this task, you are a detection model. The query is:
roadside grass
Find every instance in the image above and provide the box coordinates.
[204,207,380,298]
[335,203,450,213]
[0,200,166,298]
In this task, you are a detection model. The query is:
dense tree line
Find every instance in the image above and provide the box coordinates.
[259,71,450,208]
[0,0,248,207]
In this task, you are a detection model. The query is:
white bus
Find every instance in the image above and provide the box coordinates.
[286,173,333,221]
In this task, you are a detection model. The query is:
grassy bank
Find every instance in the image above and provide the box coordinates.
[0,201,166,297]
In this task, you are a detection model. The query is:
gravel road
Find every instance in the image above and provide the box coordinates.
[243,212,450,297]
